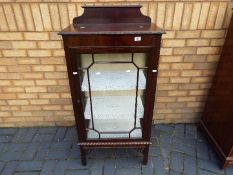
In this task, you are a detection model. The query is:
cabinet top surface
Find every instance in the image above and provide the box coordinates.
[59,5,165,35]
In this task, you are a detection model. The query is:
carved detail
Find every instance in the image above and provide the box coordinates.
[78,141,152,146]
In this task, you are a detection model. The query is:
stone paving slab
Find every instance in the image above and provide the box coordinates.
[0,124,232,175]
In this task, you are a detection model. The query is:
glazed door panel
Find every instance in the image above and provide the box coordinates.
[70,48,153,140]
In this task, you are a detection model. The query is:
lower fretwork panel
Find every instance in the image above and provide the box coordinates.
[78,141,152,146]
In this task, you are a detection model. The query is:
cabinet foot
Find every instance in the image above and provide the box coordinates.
[80,147,87,166]
[142,146,149,165]
[222,161,232,169]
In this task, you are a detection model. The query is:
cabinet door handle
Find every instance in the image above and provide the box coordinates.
[73,72,78,75]
[152,70,157,73]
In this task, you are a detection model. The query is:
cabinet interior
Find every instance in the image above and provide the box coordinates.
[77,53,148,139]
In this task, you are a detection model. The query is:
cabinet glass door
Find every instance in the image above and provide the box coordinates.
[76,53,148,140]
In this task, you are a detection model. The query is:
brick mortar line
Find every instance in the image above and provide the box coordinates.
[0,1,231,31]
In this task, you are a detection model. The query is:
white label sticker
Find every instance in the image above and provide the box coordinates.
[134,37,141,42]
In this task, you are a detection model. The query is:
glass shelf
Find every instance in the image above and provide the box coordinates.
[84,96,144,120]
[81,70,146,91]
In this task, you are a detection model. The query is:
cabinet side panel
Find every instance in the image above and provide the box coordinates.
[62,37,87,142]
[201,14,233,157]
[142,35,161,140]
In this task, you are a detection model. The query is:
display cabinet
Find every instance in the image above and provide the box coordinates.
[59,5,164,165]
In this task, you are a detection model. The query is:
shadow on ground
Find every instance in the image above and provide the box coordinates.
[0,124,232,175]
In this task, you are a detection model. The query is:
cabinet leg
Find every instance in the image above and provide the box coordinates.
[222,161,230,169]
[143,146,149,165]
[80,146,87,166]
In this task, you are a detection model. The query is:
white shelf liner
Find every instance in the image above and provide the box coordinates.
[88,118,141,129]
[81,70,146,91]
[84,96,144,120]
[87,119,142,139]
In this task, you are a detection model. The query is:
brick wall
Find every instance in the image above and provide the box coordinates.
[0,1,232,127]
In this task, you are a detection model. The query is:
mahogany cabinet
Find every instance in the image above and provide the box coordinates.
[200,13,233,169]
[59,5,164,165]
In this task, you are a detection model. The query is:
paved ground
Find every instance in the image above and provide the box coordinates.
[0,124,232,175]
